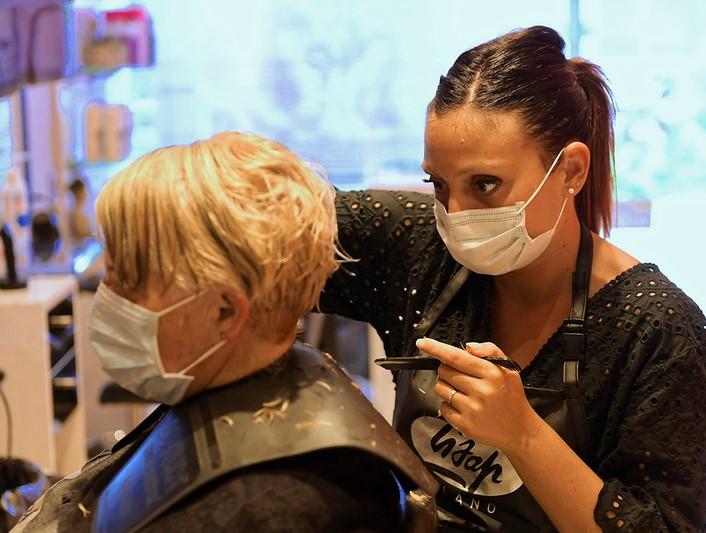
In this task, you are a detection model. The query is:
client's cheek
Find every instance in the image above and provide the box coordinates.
[157,337,186,373]
[157,322,221,374]
[157,316,192,372]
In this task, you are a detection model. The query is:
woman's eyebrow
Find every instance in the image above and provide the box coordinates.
[422,157,511,179]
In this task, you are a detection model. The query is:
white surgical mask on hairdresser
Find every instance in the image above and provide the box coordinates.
[89,283,226,405]
[434,148,567,276]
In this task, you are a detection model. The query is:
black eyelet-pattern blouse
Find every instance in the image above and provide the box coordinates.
[320,189,706,532]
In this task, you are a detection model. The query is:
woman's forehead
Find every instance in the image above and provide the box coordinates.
[423,108,538,175]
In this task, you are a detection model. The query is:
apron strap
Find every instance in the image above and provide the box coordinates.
[560,223,593,461]
[413,266,471,338]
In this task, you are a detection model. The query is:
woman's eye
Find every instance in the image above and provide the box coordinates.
[422,177,444,192]
[474,177,500,195]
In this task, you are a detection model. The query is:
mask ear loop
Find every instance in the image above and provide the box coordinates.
[154,289,216,375]
[551,196,569,230]
[155,289,208,316]
[517,147,566,214]
[179,339,227,375]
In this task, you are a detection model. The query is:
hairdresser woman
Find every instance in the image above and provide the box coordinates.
[320,26,706,531]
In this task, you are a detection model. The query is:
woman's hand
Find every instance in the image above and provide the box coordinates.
[416,337,543,454]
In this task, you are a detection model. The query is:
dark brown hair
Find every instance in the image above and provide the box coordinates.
[431,26,616,235]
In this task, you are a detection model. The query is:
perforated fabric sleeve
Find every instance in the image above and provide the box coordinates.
[320,189,706,532]
[321,189,467,357]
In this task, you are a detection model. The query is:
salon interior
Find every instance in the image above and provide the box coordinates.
[0,0,705,530]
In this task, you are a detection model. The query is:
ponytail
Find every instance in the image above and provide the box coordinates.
[568,58,616,236]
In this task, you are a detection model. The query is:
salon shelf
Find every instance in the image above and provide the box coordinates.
[0,275,87,474]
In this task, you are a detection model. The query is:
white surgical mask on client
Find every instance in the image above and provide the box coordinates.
[89,283,226,405]
[434,148,567,276]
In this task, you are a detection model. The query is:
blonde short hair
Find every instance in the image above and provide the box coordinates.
[96,131,340,330]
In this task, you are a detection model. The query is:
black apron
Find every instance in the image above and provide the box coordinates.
[392,224,594,531]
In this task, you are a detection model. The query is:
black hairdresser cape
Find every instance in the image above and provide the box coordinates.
[12,344,437,533]
[320,189,706,532]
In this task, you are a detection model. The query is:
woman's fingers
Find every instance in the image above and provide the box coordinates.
[437,363,483,395]
[435,377,471,413]
[435,379,476,432]
[417,337,510,376]
[465,341,505,358]
[424,338,531,449]
[434,378,455,404]
[438,400,464,429]
[416,337,487,376]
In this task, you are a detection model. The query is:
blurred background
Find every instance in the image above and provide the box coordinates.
[0,0,705,486]
[4,0,705,304]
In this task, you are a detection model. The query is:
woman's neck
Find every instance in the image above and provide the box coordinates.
[493,214,581,309]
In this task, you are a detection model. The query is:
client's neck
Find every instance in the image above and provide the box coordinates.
[207,327,297,391]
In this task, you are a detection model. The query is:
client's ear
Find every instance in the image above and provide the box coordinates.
[217,290,250,341]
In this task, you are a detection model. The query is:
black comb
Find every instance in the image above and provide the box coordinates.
[374,355,521,372]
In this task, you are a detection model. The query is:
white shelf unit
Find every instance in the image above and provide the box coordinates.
[0,275,87,475]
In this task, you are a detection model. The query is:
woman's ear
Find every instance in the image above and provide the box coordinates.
[563,141,590,195]
[217,290,250,341]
